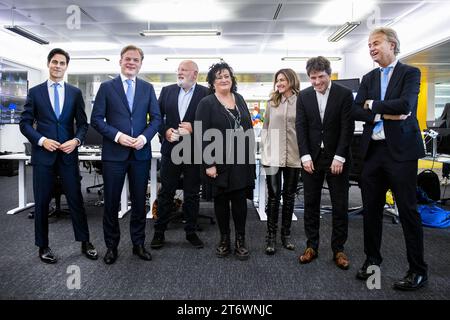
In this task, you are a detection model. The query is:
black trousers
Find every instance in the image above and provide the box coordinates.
[33,154,89,248]
[154,155,201,234]
[361,140,427,275]
[102,153,150,249]
[265,166,300,234]
[213,188,247,236]
[301,150,349,254]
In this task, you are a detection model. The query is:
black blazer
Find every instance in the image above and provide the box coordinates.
[295,82,354,163]
[352,62,424,161]
[195,93,255,193]
[20,81,88,166]
[158,83,209,158]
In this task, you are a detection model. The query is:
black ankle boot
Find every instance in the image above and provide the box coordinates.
[235,233,249,260]
[216,233,231,257]
[281,233,295,250]
[265,232,276,255]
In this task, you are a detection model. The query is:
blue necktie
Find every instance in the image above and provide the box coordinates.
[125,79,134,111]
[373,66,392,135]
[53,83,61,118]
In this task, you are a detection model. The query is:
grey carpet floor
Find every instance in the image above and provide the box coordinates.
[0,165,449,300]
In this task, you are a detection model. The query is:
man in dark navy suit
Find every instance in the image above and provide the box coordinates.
[352,27,428,290]
[151,60,209,249]
[91,45,161,264]
[20,48,98,264]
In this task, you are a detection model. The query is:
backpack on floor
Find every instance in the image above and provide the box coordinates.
[417,169,441,201]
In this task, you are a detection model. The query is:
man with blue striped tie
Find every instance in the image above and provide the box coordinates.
[352,27,428,291]
[20,48,98,264]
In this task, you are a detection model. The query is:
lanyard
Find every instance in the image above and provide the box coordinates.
[216,93,243,131]
[224,106,242,130]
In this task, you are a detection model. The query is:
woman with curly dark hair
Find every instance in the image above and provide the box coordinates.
[195,62,255,260]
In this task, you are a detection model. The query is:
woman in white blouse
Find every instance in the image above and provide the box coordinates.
[261,68,301,255]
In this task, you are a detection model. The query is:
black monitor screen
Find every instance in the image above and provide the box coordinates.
[426,120,446,129]
[334,78,360,95]
[83,125,103,147]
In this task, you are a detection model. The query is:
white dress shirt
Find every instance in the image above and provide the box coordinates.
[38,80,67,146]
[301,81,346,164]
[369,59,398,140]
[114,74,147,145]
[178,83,196,121]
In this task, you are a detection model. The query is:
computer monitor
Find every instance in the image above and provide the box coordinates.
[333,78,360,97]
[83,125,103,147]
[426,120,446,129]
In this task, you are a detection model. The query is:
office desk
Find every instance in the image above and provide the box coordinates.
[0,152,162,219]
[422,154,450,164]
[253,155,298,222]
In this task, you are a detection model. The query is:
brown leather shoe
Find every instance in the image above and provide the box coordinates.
[298,247,318,264]
[334,252,350,270]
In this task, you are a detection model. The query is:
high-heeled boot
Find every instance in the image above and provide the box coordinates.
[216,233,231,257]
[235,233,249,260]
[281,192,296,251]
[265,200,279,255]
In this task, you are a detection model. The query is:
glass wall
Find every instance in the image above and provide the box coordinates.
[435,83,450,119]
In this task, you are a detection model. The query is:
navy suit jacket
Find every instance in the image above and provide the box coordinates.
[296,83,354,163]
[158,83,209,158]
[19,81,88,166]
[352,62,424,161]
[90,76,161,161]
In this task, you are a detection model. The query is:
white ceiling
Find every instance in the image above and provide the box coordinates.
[0,1,432,56]
[1,0,450,75]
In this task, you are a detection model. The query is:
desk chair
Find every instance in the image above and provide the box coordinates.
[86,161,103,195]
[28,175,70,219]
[348,135,399,223]
[152,172,215,230]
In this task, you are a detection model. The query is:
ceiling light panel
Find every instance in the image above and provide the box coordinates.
[313,0,377,26]
[129,1,230,22]
[49,42,120,52]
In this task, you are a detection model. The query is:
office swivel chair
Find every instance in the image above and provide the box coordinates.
[28,175,70,219]
[348,133,399,224]
[86,161,103,195]
[348,135,365,216]
[83,125,104,204]
[152,173,215,230]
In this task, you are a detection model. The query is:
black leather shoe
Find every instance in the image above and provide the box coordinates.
[39,247,57,264]
[186,233,204,248]
[132,245,152,261]
[393,272,428,291]
[150,232,165,249]
[356,260,380,280]
[81,241,98,260]
[103,248,118,265]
